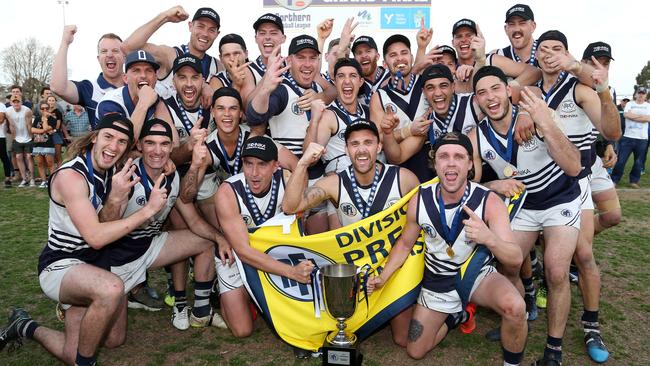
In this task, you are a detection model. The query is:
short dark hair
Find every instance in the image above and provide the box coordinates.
[10,85,22,92]
[334,58,363,78]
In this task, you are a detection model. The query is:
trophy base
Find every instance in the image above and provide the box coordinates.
[322,342,363,366]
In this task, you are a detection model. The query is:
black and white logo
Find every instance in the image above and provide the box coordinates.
[340,202,358,217]
[136,195,146,206]
[291,101,304,116]
[560,101,577,114]
[242,215,254,227]
[483,150,496,160]
[521,138,538,152]
[560,209,572,218]
[422,223,437,238]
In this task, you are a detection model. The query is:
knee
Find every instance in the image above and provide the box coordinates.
[600,210,621,227]
[545,265,567,286]
[501,294,526,322]
[230,325,253,338]
[406,345,427,360]
[574,245,595,268]
[104,332,126,349]
[96,277,124,306]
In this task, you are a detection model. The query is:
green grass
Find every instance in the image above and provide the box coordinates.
[1,152,650,365]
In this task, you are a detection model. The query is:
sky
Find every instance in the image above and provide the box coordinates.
[1,0,648,99]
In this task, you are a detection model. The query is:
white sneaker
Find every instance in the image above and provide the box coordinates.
[172,306,190,330]
[39,181,48,188]
[189,309,228,329]
[18,180,27,187]
[29,179,36,187]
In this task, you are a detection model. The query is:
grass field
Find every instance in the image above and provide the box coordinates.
[0,160,649,365]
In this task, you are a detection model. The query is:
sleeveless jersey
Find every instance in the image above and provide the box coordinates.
[359,66,391,107]
[109,158,179,266]
[494,41,538,65]
[73,73,119,128]
[426,92,480,148]
[225,169,286,228]
[541,74,595,179]
[155,45,221,99]
[476,115,579,210]
[249,56,269,84]
[96,85,157,121]
[162,92,212,140]
[417,181,491,293]
[323,101,370,173]
[206,125,251,176]
[38,156,114,273]
[336,163,402,227]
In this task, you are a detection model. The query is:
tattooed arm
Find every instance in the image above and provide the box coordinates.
[179,138,209,203]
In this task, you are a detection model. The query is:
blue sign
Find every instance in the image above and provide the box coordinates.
[380,7,430,29]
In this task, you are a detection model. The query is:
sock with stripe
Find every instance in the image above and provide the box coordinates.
[544,335,562,361]
[502,346,523,366]
[18,319,39,340]
[191,280,212,318]
[522,276,535,297]
[582,309,600,334]
[75,351,97,366]
[174,290,187,312]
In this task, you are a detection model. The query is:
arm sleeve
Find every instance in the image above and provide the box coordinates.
[72,80,93,107]
[245,87,288,127]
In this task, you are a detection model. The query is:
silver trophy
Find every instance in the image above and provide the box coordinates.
[321,263,363,365]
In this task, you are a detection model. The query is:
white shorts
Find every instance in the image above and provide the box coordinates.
[39,258,86,308]
[111,232,168,293]
[579,176,594,210]
[512,196,581,231]
[417,265,495,314]
[590,156,615,194]
[197,172,220,201]
[216,258,243,295]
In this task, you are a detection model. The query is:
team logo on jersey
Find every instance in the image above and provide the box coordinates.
[521,138,538,152]
[291,101,305,116]
[560,209,572,218]
[136,195,147,206]
[385,198,400,209]
[338,129,346,140]
[483,150,496,160]
[385,103,398,114]
[340,202,358,217]
[462,126,474,134]
[242,215,254,227]
[177,127,188,139]
[560,101,577,114]
[422,223,436,238]
[265,245,334,301]
[433,129,443,139]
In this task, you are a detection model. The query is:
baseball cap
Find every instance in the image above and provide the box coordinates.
[473,65,508,90]
[192,7,220,28]
[94,114,134,142]
[382,34,411,55]
[125,50,160,72]
[537,30,568,50]
[582,41,614,61]
[334,58,362,78]
[432,131,473,157]
[241,136,278,162]
[212,86,243,109]
[172,54,201,74]
[288,35,320,55]
[638,86,648,94]
[253,13,284,34]
[422,64,454,83]
[505,4,534,22]
[437,45,458,63]
[352,36,378,54]
[140,118,173,140]
[219,33,247,51]
[344,119,379,142]
[452,19,477,35]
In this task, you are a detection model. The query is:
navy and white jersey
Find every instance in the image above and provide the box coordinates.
[156,46,221,99]
[206,125,251,177]
[225,169,286,229]
[213,69,233,88]
[163,92,211,140]
[323,102,370,173]
[376,73,431,181]
[417,181,492,293]
[493,41,538,65]
[110,158,179,266]
[426,93,480,143]
[96,85,158,121]
[73,73,119,128]
[249,56,269,84]
[542,74,595,179]
[358,66,391,107]
[38,156,114,273]
[476,116,579,210]
[336,163,402,227]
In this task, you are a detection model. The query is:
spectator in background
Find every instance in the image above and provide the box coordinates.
[46,95,65,168]
[5,98,34,187]
[618,98,630,135]
[0,102,10,187]
[64,104,90,142]
[32,87,54,122]
[31,101,56,187]
[611,87,650,188]
[6,85,33,109]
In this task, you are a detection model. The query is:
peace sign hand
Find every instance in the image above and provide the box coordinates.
[591,56,609,93]
[145,174,168,215]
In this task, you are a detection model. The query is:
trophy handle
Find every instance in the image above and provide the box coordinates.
[357,264,374,317]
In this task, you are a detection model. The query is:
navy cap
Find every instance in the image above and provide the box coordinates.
[637,86,647,94]
[352,36,378,53]
[94,114,134,142]
[344,119,379,142]
[140,118,173,141]
[432,131,473,157]
[505,4,534,22]
[582,41,614,61]
[212,86,243,109]
[334,58,362,78]
[422,64,454,83]
[253,13,284,34]
[383,34,411,55]
[473,65,508,90]
[242,136,278,162]
[192,7,220,27]
[219,33,247,51]
[437,45,457,63]
[538,30,568,50]
[289,35,320,55]
[173,54,201,74]
[125,50,160,72]
[452,19,477,35]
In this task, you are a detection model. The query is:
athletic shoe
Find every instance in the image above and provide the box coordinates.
[485,327,501,342]
[585,331,609,363]
[536,285,548,309]
[293,346,313,359]
[525,294,538,321]
[189,309,228,329]
[171,306,190,331]
[144,285,161,300]
[533,352,562,365]
[17,180,27,188]
[0,308,32,352]
[4,180,11,188]
[641,169,646,176]
[38,181,48,188]
[164,293,175,307]
[629,182,641,189]
[127,290,163,311]
[29,179,36,187]
[459,302,477,334]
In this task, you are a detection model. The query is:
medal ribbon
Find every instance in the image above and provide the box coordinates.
[175,95,203,134]
[513,40,537,65]
[85,150,100,209]
[485,105,518,163]
[243,173,280,225]
[389,70,415,94]
[284,72,318,121]
[348,164,381,219]
[334,99,363,125]
[539,71,567,103]
[435,182,471,246]
[428,94,458,146]
[217,128,243,175]
[255,55,267,73]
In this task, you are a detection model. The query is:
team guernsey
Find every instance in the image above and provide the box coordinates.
[225,169,285,229]
[323,101,370,173]
[336,163,402,227]
[359,66,391,107]
[416,181,493,311]
[476,109,580,210]
[96,85,157,121]
[163,92,212,140]
[156,45,221,99]
[494,40,538,65]
[206,125,251,177]
[109,158,180,267]
[73,73,120,128]
[541,73,595,179]
[427,92,480,148]
[38,155,114,274]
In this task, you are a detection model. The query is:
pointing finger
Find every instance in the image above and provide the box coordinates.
[154,173,165,189]
[462,204,477,218]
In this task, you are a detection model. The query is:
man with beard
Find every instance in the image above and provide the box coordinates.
[51,26,125,128]
[282,120,420,348]
[469,66,582,366]
[0,115,167,366]
[495,4,538,65]
[96,50,162,139]
[367,132,526,365]
[122,6,222,99]
[353,36,392,107]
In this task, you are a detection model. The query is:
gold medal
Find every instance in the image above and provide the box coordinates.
[503,164,514,177]
[446,246,455,257]
[428,148,435,160]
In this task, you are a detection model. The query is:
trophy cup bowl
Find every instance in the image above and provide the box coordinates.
[321,263,359,347]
